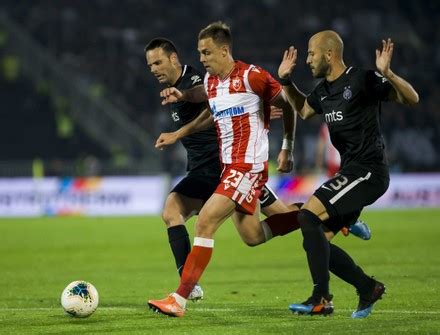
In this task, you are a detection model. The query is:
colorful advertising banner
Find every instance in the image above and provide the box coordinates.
[0,177,167,217]
[0,174,438,217]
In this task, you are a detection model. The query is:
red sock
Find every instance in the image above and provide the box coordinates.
[176,240,213,298]
[264,210,300,237]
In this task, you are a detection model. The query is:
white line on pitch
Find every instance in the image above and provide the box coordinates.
[0,307,439,315]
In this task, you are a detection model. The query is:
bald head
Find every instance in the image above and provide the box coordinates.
[310,30,344,58]
[306,30,346,79]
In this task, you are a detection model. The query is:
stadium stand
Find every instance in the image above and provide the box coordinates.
[0,0,438,175]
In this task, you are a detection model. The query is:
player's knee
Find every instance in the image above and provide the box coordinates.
[194,217,215,238]
[161,208,181,227]
[298,209,318,229]
[241,236,261,247]
[324,230,335,241]
[161,209,171,226]
[298,208,325,248]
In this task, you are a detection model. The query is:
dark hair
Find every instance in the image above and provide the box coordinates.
[198,21,232,49]
[144,38,178,56]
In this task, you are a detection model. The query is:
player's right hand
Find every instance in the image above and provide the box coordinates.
[160,87,183,105]
[278,46,297,79]
[277,149,294,173]
[155,132,178,150]
[269,105,283,120]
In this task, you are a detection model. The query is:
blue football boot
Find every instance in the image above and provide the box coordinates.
[289,294,334,316]
[352,279,385,319]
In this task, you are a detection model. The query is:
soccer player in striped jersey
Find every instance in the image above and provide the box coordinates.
[148,21,300,317]
[145,37,302,303]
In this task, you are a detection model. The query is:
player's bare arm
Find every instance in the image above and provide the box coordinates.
[271,90,295,173]
[376,38,419,106]
[174,108,213,139]
[160,85,207,105]
[278,46,316,120]
[155,108,213,150]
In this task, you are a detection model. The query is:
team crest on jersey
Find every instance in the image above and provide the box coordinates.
[343,86,352,100]
[191,75,201,85]
[232,77,242,91]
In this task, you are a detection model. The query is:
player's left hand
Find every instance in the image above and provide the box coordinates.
[376,38,394,77]
[155,132,178,150]
[277,149,294,173]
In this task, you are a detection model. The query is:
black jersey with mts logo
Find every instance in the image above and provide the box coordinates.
[170,65,219,172]
[307,67,392,169]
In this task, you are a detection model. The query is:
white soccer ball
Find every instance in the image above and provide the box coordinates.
[61,281,99,318]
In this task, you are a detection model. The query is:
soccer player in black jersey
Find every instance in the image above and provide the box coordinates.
[145,38,219,301]
[278,31,419,318]
[145,37,303,302]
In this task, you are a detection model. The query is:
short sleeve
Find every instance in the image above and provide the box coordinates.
[365,70,392,101]
[248,66,282,101]
[306,89,323,114]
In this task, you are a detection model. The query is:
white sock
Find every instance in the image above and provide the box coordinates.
[171,292,187,308]
[193,237,215,247]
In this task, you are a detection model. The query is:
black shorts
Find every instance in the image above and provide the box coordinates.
[314,163,389,233]
[171,167,278,208]
[171,166,220,202]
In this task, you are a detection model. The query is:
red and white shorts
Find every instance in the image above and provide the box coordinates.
[215,163,268,215]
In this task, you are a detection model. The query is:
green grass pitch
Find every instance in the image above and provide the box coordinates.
[1,209,440,334]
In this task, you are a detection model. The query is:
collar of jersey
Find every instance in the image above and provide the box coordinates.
[217,61,241,82]
[171,65,187,88]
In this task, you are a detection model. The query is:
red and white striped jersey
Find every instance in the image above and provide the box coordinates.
[204,61,282,172]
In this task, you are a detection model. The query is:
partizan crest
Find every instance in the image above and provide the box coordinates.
[343,86,352,100]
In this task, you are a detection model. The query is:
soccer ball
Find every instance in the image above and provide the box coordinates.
[61,281,99,318]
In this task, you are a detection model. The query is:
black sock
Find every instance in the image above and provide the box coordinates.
[167,225,191,276]
[298,209,330,298]
[329,243,375,292]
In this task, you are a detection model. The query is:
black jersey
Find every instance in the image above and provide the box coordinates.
[307,67,392,168]
[171,65,219,172]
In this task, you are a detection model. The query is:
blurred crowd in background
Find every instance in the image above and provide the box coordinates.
[0,0,439,176]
